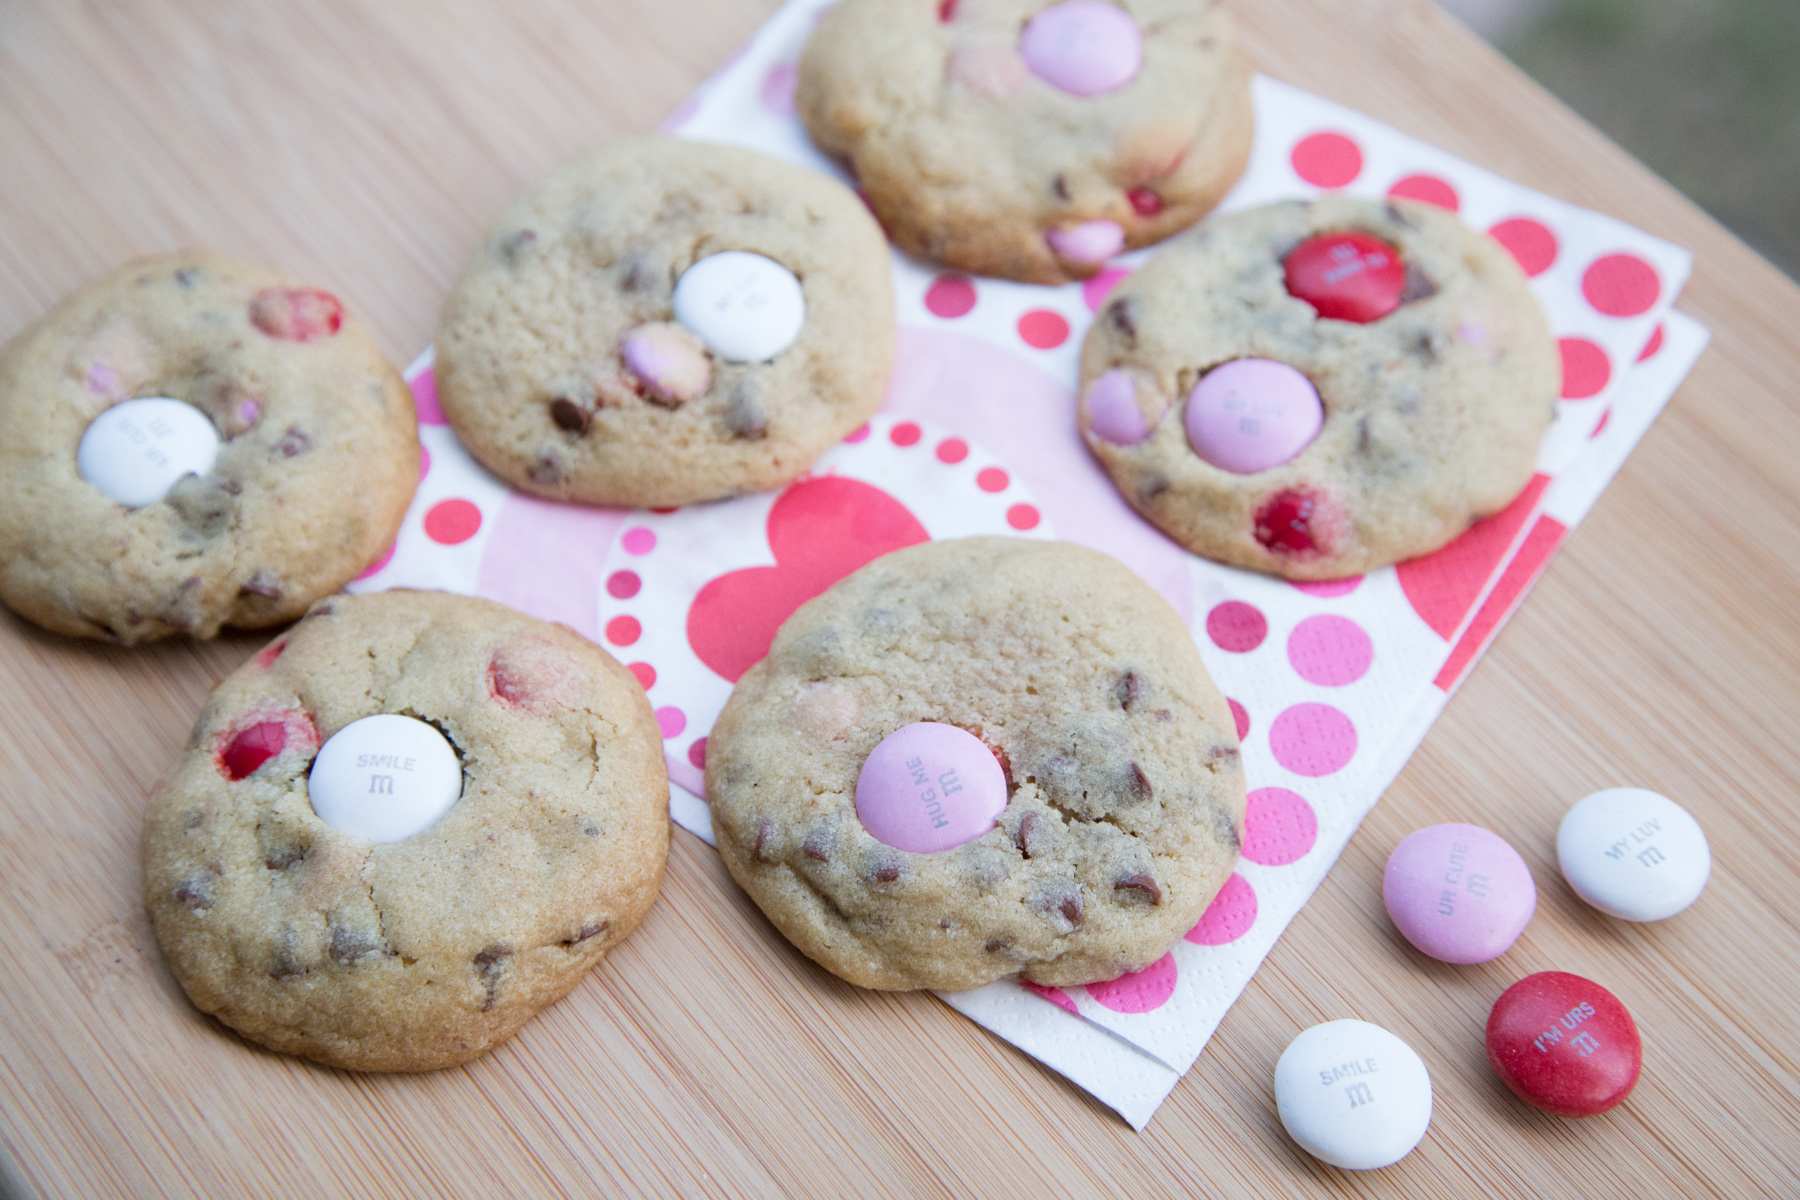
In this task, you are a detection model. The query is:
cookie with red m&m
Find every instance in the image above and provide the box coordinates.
[435,138,894,508]
[706,537,1245,991]
[797,0,1252,284]
[143,591,669,1071]
[1078,197,1558,578]
[0,253,417,641]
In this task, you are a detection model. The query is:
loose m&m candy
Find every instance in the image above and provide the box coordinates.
[1285,232,1406,324]
[309,714,464,843]
[855,722,1007,853]
[1486,971,1642,1118]
[1383,824,1536,964]
[1275,1019,1434,1170]
[1557,788,1711,921]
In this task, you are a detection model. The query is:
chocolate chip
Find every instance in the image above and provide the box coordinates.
[1209,744,1238,759]
[264,845,305,870]
[1113,873,1163,906]
[183,811,204,831]
[1031,880,1085,929]
[1116,670,1144,710]
[1127,761,1153,800]
[1357,415,1372,454]
[167,476,234,539]
[1107,297,1138,342]
[474,944,511,1011]
[1053,174,1072,201]
[562,921,609,945]
[275,426,311,458]
[724,382,767,439]
[1154,709,1172,722]
[802,828,833,863]
[310,602,336,617]
[241,569,281,600]
[753,817,776,863]
[984,937,1013,954]
[175,267,199,287]
[871,862,902,884]
[172,874,214,910]
[269,932,303,979]
[500,229,538,263]
[329,925,378,963]
[1015,810,1042,858]
[529,453,564,485]
[1400,265,1438,304]
[1060,895,1085,924]
[1385,202,1419,229]
[550,397,590,433]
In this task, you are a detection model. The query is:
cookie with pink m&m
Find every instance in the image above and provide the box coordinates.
[1078,197,1558,579]
[797,0,1253,284]
[0,253,417,642]
[142,591,669,1072]
[436,138,893,508]
[707,537,1245,991]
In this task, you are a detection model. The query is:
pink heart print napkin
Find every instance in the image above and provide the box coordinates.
[351,0,1708,1128]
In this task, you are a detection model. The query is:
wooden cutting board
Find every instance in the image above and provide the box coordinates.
[2,1,1797,1195]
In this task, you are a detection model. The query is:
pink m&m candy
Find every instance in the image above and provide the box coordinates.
[1084,368,1151,445]
[1383,824,1536,964]
[1285,232,1406,323]
[855,722,1007,853]
[1185,359,1323,473]
[1487,971,1643,1118]
[1046,219,1126,265]
[1018,1,1142,98]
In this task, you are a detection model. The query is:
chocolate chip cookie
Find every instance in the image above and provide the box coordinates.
[0,253,418,641]
[143,591,670,1071]
[435,137,895,508]
[1079,197,1559,579]
[798,0,1253,284]
[706,537,1245,991]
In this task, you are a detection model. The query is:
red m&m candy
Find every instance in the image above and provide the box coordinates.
[1285,233,1405,323]
[1486,971,1642,1118]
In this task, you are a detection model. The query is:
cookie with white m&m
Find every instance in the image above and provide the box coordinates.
[797,0,1253,284]
[142,591,669,1071]
[0,253,417,641]
[1078,197,1558,579]
[706,537,1245,991]
[435,137,894,508]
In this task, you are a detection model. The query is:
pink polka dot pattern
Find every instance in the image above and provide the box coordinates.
[1006,504,1040,531]
[1291,576,1361,598]
[423,499,481,545]
[655,706,687,739]
[606,615,641,647]
[1187,873,1257,945]
[1017,310,1070,350]
[890,421,922,447]
[1241,787,1319,866]
[606,570,642,599]
[1387,173,1459,211]
[1582,253,1660,318]
[1286,614,1373,686]
[1082,267,1132,313]
[1559,337,1612,400]
[1290,132,1362,188]
[410,366,447,426]
[1228,697,1250,740]
[925,275,977,318]
[1087,952,1178,1014]
[687,737,708,770]
[1023,981,1080,1016]
[1269,703,1358,777]
[936,437,969,464]
[418,443,432,481]
[760,62,798,116]
[1206,600,1267,653]
[628,662,656,690]
[1638,324,1665,361]
[622,527,657,555]
[977,467,1009,493]
[1487,217,1558,278]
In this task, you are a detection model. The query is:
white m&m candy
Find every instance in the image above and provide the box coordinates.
[672,251,806,363]
[309,714,463,843]
[1276,1020,1433,1171]
[1557,788,1711,921]
[77,397,221,507]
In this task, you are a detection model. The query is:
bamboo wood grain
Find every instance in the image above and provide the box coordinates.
[2,1,1797,1195]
